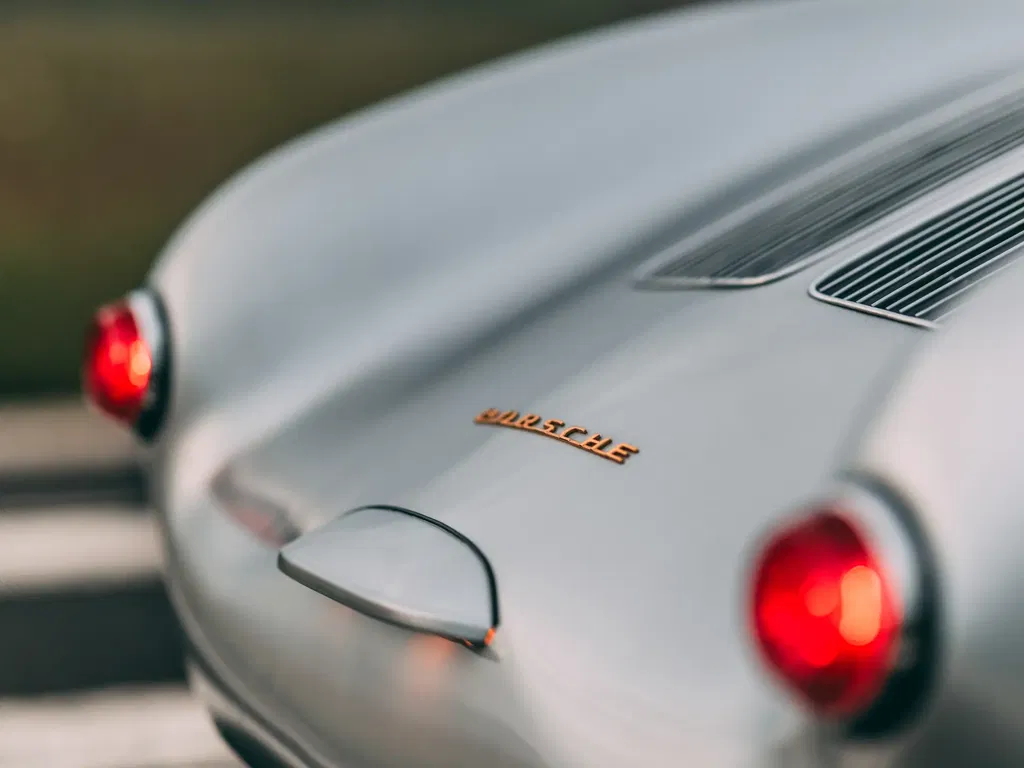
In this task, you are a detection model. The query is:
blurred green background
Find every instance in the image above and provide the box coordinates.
[0,1,687,398]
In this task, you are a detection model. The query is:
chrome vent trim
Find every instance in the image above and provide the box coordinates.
[637,76,1024,289]
[810,171,1024,328]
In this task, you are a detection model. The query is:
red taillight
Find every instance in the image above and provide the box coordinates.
[751,510,901,717]
[83,301,153,424]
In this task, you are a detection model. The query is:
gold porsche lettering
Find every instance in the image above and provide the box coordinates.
[540,418,564,434]
[517,414,542,429]
[580,433,612,452]
[477,408,501,424]
[474,408,640,466]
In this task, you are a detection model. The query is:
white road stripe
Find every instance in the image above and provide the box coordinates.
[0,399,138,472]
[0,686,240,768]
[0,507,161,593]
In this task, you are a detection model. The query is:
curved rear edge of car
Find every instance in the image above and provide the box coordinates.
[187,654,311,768]
[81,1,1024,766]
[142,210,942,767]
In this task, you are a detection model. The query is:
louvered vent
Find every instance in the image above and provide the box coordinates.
[639,87,1024,287]
[811,173,1024,326]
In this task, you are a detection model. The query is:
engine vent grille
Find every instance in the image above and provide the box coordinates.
[638,86,1024,288]
[810,172,1024,327]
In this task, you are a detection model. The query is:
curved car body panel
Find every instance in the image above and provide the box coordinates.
[844,256,1024,766]
[151,0,1024,443]
[159,273,917,766]
[145,0,1024,766]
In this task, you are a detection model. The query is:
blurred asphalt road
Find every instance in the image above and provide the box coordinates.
[0,399,242,768]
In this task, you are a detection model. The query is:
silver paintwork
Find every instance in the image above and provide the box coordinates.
[807,140,1024,329]
[142,0,1024,765]
[277,506,497,645]
[815,156,1024,327]
[842,254,1024,766]
[635,70,1024,289]
[186,659,327,768]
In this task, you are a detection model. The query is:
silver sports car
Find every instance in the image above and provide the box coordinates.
[81,0,1024,765]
